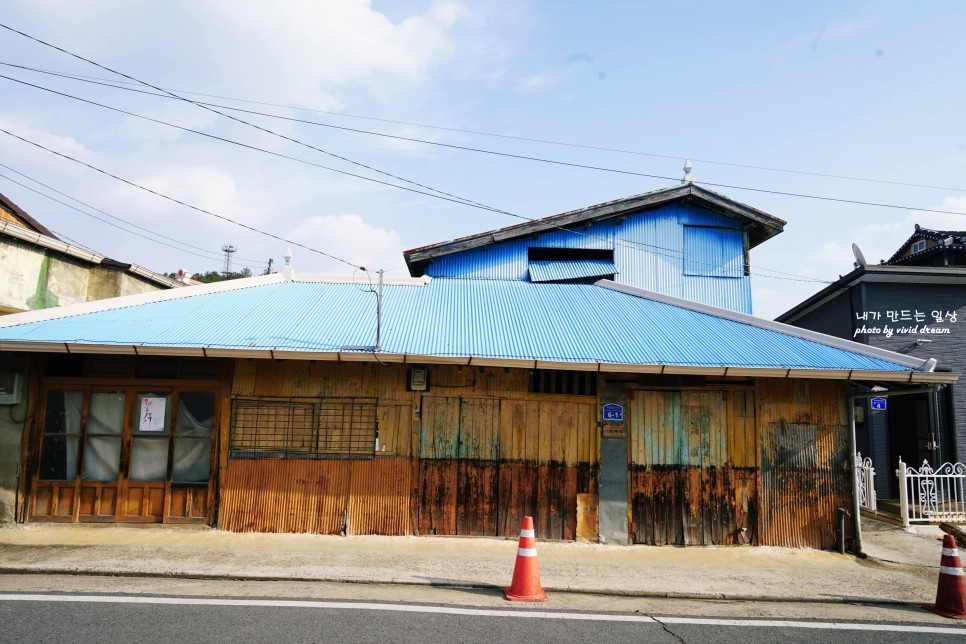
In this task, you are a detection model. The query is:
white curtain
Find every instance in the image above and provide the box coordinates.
[172,396,214,483]
[82,392,124,482]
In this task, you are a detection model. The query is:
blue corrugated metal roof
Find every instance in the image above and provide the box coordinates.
[0,276,924,375]
[528,259,618,283]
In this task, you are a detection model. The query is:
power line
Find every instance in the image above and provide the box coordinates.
[0,163,267,265]
[0,73,508,216]
[4,70,964,226]
[0,25,497,214]
[0,127,364,270]
[0,81,826,283]
[0,32,830,283]
[3,60,963,194]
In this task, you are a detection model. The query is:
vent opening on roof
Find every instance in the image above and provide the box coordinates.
[527,247,613,262]
[527,247,617,283]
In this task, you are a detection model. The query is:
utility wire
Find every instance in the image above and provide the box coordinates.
[0,163,267,265]
[0,127,364,269]
[0,79,825,283]
[3,69,964,225]
[0,73,509,216]
[3,60,963,194]
[0,25,497,213]
[0,87,821,283]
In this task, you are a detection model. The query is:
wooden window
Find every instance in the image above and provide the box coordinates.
[528,370,597,396]
[38,390,83,480]
[172,392,215,484]
[230,398,378,459]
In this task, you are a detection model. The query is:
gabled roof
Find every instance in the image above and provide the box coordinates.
[887,225,966,265]
[0,190,58,237]
[0,273,950,384]
[403,183,786,276]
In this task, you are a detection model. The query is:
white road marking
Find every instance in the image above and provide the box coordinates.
[0,594,964,634]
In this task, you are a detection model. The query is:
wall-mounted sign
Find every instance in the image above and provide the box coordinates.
[602,423,626,439]
[602,403,624,422]
[139,397,167,432]
[870,397,887,411]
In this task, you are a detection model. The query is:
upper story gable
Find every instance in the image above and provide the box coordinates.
[403,183,785,314]
[886,224,966,268]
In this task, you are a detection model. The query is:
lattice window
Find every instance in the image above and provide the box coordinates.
[230,398,377,459]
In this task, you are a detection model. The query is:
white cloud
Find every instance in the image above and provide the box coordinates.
[289,213,404,274]
[194,0,468,105]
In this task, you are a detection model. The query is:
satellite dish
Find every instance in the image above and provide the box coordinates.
[852,243,868,267]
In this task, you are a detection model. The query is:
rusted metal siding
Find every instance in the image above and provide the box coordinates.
[757,379,852,549]
[219,457,412,535]
[628,389,758,545]
[415,460,585,540]
[415,394,598,540]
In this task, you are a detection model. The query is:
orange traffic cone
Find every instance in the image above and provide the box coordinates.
[504,515,548,602]
[927,534,966,619]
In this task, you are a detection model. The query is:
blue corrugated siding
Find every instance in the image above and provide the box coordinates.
[424,202,752,313]
[528,259,618,282]
[0,278,910,372]
[683,226,743,277]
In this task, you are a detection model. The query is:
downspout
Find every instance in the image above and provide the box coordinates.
[848,384,942,555]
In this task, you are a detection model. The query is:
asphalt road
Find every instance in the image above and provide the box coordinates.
[0,575,964,643]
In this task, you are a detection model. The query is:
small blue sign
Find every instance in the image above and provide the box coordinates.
[871,397,887,410]
[602,403,624,422]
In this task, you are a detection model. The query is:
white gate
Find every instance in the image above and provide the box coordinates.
[897,458,966,526]
[855,452,876,512]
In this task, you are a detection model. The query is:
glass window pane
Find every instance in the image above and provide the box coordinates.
[39,435,79,480]
[134,393,171,434]
[82,436,122,481]
[177,392,214,437]
[172,438,211,483]
[44,390,83,435]
[129,437,169,481]
[88,392,125,435]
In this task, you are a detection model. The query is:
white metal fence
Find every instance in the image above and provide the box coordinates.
[897,458,966,526]
[855,452,876,512]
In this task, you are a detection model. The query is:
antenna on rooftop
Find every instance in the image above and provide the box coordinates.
[852,243,868,268]
[682,159,694,184]
[221,244,237,274]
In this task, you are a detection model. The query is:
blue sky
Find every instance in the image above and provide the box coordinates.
[0,1,964,318]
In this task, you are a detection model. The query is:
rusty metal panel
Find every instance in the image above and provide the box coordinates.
[629,465,758,545]
[347,459,412,535]
[757,379,852,549]
[576,493,599,542]
[219,457,413,535]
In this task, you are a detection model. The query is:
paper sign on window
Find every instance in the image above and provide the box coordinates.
[139,397,167,432]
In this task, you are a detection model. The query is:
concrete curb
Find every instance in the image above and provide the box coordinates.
[0,566,921,606]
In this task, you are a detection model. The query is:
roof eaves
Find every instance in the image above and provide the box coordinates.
[0,190,58,237]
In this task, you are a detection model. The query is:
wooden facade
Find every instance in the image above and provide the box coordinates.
[19,354,856,549]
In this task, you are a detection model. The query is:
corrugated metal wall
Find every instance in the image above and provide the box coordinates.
[757,379,852,549]
[424,201,753,313]
[627,389,758,545]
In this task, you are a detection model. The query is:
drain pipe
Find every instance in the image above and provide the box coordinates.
[848,384,941,556]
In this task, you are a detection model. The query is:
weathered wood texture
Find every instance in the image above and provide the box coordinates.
[415,460,593,540]
[627,389,758,545]
[629,466,758,545]
[219,457,412,535]
[757,379,852,549]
